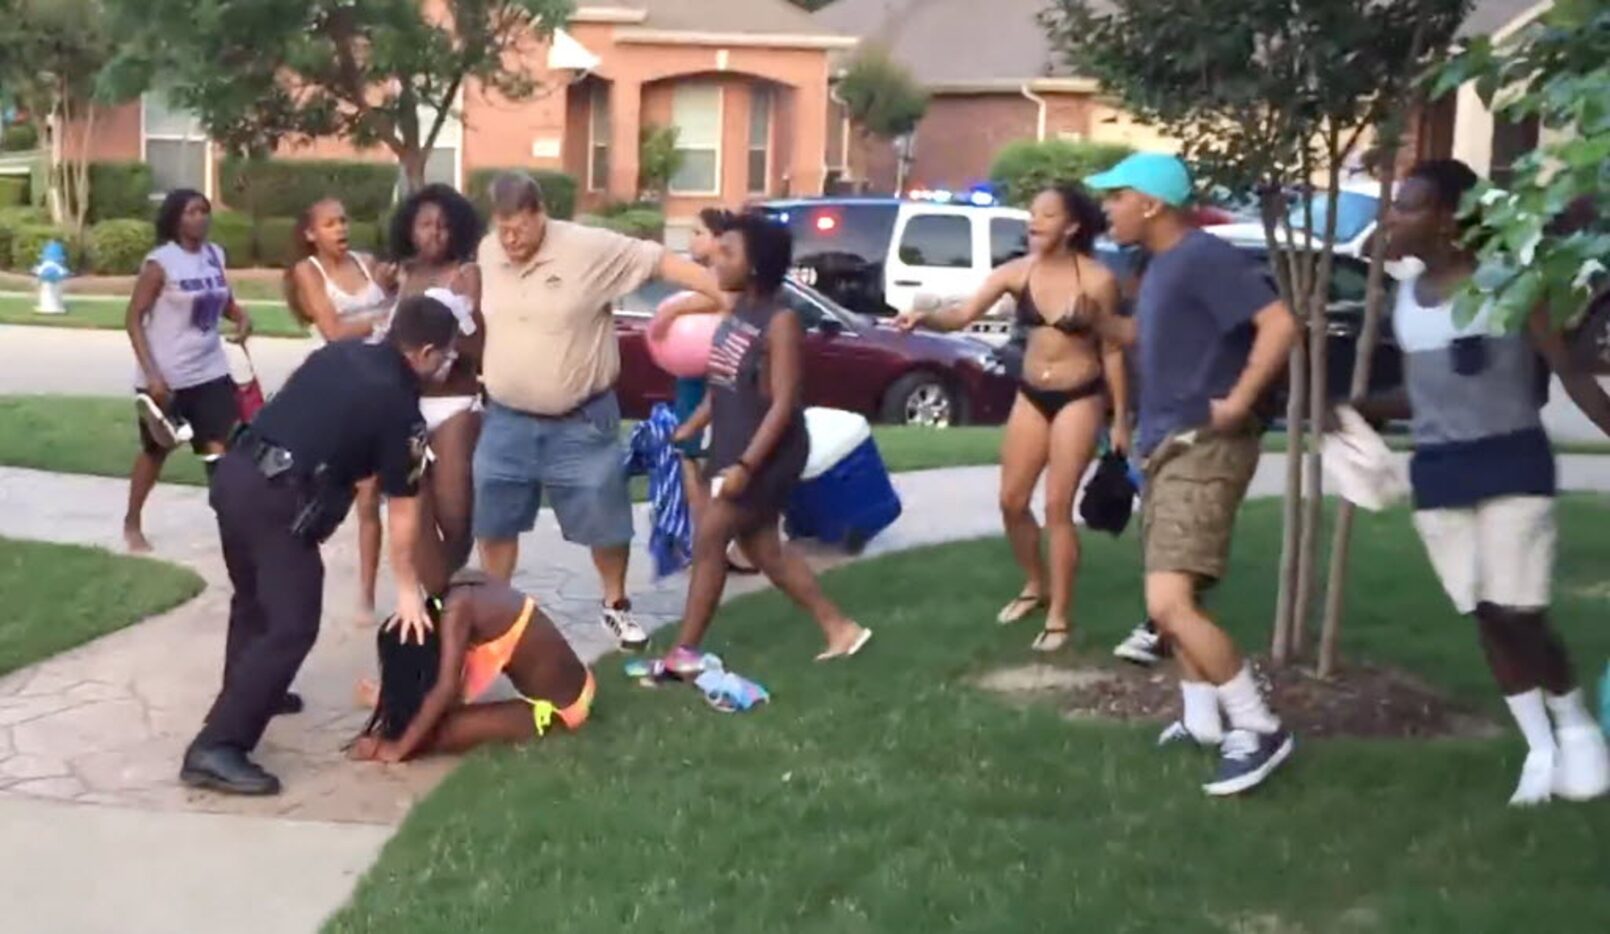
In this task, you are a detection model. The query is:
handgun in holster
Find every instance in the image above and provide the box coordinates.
[288,464,349,545]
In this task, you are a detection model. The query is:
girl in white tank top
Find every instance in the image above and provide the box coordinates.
[285,199,393,345]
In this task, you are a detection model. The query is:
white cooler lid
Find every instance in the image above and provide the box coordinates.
[801,407,872,480]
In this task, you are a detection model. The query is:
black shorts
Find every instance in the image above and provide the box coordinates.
[138,375,240,456]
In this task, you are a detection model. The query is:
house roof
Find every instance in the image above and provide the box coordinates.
[589,0,846,36]
[817,0,1553,88]
[814,0,1104,86]
[1458,0,1549,38]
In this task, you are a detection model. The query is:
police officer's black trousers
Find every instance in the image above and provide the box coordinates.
[194,450,324,751]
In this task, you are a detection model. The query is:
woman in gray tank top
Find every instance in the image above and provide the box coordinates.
[285,197,396,626]
[123,189,252,553]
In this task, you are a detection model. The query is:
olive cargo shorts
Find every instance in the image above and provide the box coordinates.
[1140,427,1261,583]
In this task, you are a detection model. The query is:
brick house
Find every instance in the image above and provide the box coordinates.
[817,0,1556,196]
[816,0,1146,195]
[67,1,852,239]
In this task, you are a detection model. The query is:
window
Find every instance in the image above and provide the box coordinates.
[1491,114,1540,189]
[898,215,972,268]
[670,83,721,195]
[142,93,209,196]
[990,218,1028,267]
[424,149,457,188]
[589,83,611,192]
[747,87,771,195]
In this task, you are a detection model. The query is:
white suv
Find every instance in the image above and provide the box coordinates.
[758,196,1030,328]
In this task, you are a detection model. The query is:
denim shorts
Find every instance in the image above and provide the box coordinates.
[472,393,634,547]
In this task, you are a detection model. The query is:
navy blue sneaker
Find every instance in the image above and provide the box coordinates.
[1203,728,1295,796]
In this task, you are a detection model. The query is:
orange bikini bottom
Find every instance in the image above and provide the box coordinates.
[460,597,593,736]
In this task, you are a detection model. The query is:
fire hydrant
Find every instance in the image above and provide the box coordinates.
[32,240,69,315]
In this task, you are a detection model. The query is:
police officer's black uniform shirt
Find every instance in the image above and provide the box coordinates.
[251,340,428,499]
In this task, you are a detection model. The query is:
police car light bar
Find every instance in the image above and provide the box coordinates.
[907,186,999,207]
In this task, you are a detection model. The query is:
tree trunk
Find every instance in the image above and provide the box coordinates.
[69,104,97,237]
[1273,337,1307,662]
[1318,136,1404,679]
[398,148,428,195]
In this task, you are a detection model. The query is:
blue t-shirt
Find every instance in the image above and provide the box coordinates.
[1134,231,1275,456]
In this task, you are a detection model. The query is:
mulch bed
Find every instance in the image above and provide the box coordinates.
[977,657,1499,740]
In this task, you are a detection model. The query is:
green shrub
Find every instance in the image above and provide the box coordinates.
[0,206,50,269]
[1,123,39,152]
[10,225,82,273]
[348,220,382,256]
[988,139,1134,207]
[220,158,397,219]
[0,177,28,207]
[582,207,664,241]
[254,216,300,268]
[86,219,156,275]
[88,162,156,223]
[466,168,578,221]
[210,211,255,267]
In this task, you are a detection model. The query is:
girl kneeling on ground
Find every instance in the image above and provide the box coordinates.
[349,570,594,762]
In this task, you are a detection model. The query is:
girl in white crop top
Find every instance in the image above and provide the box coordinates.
[284,198,393,345]
[284,197,397,626]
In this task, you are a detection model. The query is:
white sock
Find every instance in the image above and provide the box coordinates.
[1181,681,1223,741]
[1506,690,1558,755]
[1217,664,1280,734]
[1546,688,1597,733]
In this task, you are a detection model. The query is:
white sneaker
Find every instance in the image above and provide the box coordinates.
[602,600,649,650]
[1114,621,1167,667]
[1509,751,1556,807]
[1552,726,1610,802]
[135,393,193,450]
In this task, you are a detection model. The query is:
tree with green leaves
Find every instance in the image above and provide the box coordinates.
[637,125,684,204]
[1433,0,1608,335]
[1042,0,1468,670]
[836,44,928,192]
[0,0,126,236]
[101,0,573,193]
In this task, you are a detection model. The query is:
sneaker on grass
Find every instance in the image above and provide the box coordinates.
[1203,729,1295,796]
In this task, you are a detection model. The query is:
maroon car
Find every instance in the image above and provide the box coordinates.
[614,278,1015,426]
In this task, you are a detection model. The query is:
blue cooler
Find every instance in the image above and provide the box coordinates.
[785,408,902,553]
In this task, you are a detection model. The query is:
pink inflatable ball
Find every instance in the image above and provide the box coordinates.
[647,305,722,379]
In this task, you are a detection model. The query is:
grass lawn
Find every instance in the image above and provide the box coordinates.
[0,397,1011,489]
[0,536,203,677]
[0,294,306,338]
[329,498,1610,933]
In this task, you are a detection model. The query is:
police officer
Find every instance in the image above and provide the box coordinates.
[180,294,459,796]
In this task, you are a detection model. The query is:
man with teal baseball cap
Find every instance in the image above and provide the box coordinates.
[1084,152,1196,208]
[1080,151,1302,796]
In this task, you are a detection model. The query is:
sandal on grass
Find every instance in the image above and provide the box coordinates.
[1030,626,1071,653]
[996,592,1045,625]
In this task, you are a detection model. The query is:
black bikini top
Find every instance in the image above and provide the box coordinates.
[1014,260,1096,336]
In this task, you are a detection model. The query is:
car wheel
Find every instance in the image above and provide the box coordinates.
[883,372,956,428]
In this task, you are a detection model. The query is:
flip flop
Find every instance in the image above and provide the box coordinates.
[997,593,1045,625]
[815,627,873,662]
[1030,626,1071,653]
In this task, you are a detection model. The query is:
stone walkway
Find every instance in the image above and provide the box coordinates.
[4,456,1610,932]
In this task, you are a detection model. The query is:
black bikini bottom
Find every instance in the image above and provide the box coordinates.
[1018,376,1105,421]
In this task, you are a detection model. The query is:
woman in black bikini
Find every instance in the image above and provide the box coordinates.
[896,185,1127,651]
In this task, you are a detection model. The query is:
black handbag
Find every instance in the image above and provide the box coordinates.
[1080,451,1137,536]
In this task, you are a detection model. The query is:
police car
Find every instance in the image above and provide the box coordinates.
[756,191,1031,330]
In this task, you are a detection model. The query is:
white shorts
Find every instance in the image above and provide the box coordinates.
[420,395,481,433]
[1412,495,1555,615]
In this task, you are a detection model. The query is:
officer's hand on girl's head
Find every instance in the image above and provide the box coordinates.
[388,589,436,645]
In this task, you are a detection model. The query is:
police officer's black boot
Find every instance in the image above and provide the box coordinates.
[180,742,282,796]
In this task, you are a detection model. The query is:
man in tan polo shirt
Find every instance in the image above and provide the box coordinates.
[473,172,721,648]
